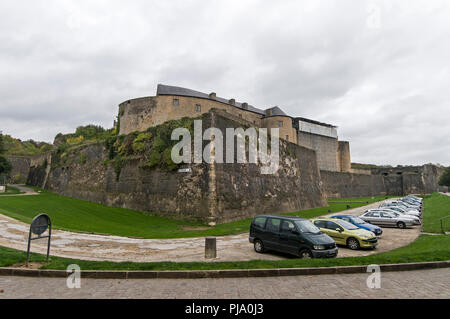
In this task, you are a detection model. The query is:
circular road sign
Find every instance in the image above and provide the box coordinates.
[30,214,51,236]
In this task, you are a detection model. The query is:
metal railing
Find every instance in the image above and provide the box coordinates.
[440,215,450,234]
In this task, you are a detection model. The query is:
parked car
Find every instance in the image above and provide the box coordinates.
[393,200,420,210]
[249,215,338,258]
[359,209,416,229]
[381,201,421,214]
[379,204,421,217]
[378,209,421,225]
[311,218,378,250]
[401,198,422,209]
[330,215,383,236]
[407,195,423,202]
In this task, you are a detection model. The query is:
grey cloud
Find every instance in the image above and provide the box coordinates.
[0,0,449,166]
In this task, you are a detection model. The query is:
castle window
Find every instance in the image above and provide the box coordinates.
[278,121,283,127]
[286,135,289,141]
[173,99,179,107]
[195,104,201,112]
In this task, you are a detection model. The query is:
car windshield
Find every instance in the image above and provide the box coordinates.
[352,217,366,224]
[295,220,321,234]
[334,219,359,230]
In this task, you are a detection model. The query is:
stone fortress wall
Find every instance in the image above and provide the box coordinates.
[6,153,50,184]
[119,84,348,173]
[28,110,327,224]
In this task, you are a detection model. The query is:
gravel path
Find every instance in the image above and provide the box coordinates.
[0,184,39,197]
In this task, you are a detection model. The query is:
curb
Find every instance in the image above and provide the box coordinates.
[0,260,449,279]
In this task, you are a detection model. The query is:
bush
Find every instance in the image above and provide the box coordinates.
[132,132,152,153]
[146,150,162,168]
[74,125,106,140]
[114,156,125,181]
[79,153,87,164]
[67,136,84,145]
[438,167,450,187]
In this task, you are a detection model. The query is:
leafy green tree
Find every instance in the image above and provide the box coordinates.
[0,133,12,178]
[439,167,450,187]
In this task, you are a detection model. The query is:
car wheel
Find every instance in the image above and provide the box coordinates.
[347,238,360,250]
[299,249,313,259]
[254,240,265,253]
[397,221,406,229]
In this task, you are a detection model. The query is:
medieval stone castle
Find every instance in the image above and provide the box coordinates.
[118,84,351,173]
[12,83,446,224]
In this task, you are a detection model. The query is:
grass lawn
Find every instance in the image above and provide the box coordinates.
[422,193,450,233]
[0,186,23,196]
[0,187,389,239]
[0,234,448,271]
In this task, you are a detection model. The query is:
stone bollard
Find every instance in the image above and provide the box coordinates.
[205,237,217,259]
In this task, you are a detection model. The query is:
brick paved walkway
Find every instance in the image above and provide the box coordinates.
[0,268,448,299]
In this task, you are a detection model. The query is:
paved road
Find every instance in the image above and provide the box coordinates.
[0,268,448,299]
[0,199,420,262]
[9,184,38,194]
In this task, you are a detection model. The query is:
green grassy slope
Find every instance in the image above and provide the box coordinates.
[422,193,450,233]
[0,189,389,239]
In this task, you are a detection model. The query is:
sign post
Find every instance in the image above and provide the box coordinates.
[26,214,52,266]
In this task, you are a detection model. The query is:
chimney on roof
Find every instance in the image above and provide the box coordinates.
[209,92,216,99]
[229,99,236,105]
[242,102,248,109]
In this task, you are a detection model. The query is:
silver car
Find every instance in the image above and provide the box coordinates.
[378,208,421,225]
[359,210,416,229]
[379,204,421,217]
[381,201,421,215]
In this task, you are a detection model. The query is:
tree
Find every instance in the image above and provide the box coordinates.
[0,133,12,178]
[439,167,450,187]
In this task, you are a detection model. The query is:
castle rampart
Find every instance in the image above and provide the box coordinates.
[118,84,351,173]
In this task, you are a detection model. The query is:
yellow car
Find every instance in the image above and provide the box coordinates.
[311,218,378,250]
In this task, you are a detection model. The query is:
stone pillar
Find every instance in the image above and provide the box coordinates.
[205,237,217,259]
[338,141,351,172]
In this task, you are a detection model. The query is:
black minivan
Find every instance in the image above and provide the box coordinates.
[249,215,338,258]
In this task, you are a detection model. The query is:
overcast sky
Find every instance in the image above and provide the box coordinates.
[0,0,449,166]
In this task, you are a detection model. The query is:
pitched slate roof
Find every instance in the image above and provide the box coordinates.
[157,84,268,115]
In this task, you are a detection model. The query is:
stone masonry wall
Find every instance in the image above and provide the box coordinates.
[119,95,264,136]
[6,156,31,184]
[321,164,444,198]
[297,131,339,172]
[29,110,327,224]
